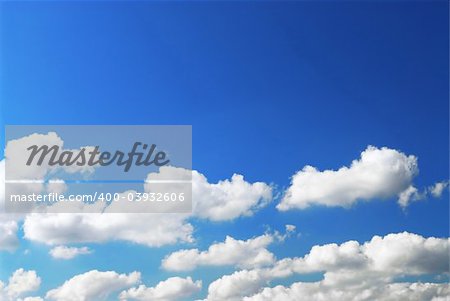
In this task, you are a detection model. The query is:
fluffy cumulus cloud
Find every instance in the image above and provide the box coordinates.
[119,277,201,301]
[204,232,450,301]
[45,270,140,301]
[278,146,419,210]
[361,232,449,275]
[162,233,276,271]
[49,246,92,260]
[190,170,273,221]
[0,269,41,301]
[206,269,268,301]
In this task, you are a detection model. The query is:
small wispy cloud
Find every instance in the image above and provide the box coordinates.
[49,246,92,260]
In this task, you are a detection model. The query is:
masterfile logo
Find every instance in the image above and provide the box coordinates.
[26,142,170,172]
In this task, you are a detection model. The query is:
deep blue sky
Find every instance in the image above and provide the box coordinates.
[0,1,448,298]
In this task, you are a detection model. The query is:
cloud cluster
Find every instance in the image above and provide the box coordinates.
[1,135,448,301]
[0,269,202,301]
[1,232,447,301]
[243,281,450,301]
[21,164,272,247]
[2,133,271,248]
[45,270,140,301]
[204,232,449,300]
[1,135,446,251]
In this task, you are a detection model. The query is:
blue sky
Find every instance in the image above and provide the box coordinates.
[0,1,448,300]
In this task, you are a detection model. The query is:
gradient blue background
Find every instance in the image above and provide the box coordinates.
[1,1,448,299]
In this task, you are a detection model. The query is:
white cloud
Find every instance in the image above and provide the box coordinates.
[162,234,276,271]
[119,277,201,301]
[361,232,448,275]
[45,270,140,301]
[277,146,418,210]
[191,171,272,221]
[49,246,92,260]
[280,231,449,277]
[206,269,267,301]
[204,232,449,301]
[0,269,41,301]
